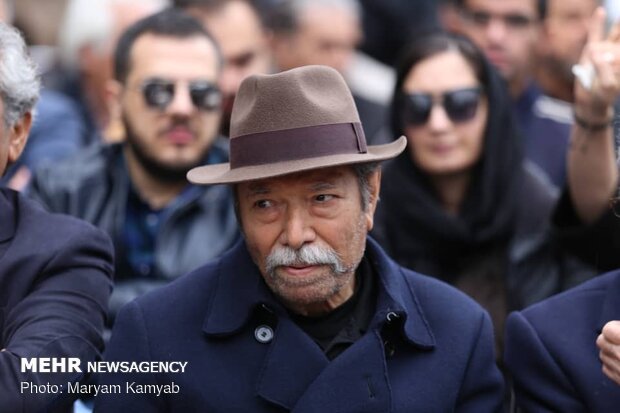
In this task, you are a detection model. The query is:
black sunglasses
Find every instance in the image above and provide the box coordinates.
[401,87,483,126]
[141,78,222,111]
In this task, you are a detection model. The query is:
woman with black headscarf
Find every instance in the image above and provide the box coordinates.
[372,32,596,347]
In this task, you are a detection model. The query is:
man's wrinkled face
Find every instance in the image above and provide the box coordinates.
[458,0,540,87]
[237,166,380,315]
[117,34,221,181]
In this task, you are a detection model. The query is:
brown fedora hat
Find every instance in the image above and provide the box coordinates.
[187,65,406,184]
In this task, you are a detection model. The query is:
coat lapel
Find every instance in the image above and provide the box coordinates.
[291,330,391,413]
[0,189,17,261]
[256,317,329,410]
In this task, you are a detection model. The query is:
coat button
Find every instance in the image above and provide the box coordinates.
[254,325,274,343]
[386,312,399,322]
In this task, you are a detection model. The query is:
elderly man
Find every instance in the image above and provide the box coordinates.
[0,23,113,412]
[95,65,503,412]
[28,9,238,330]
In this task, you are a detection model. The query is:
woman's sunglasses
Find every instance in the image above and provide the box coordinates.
[141,78,222,111]
[402,87,483,126]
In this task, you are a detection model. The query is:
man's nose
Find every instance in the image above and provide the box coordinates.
[166,84,194,116]
[486,18,508,43]
[427,104,452,132]
[278,206,316,250]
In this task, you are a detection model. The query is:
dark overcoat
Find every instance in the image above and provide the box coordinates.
[0,188,113,412]
[505,270,620,412]
[95,238,503,412]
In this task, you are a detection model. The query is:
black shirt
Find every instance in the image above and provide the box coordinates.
[290,257,377,360]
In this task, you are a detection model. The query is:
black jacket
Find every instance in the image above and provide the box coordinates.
[27,141,239,324]
[0,188,113,412]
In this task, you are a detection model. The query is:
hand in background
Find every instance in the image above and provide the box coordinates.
[597,320,620,385]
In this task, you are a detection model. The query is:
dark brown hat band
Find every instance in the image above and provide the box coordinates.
[230,122,367,168]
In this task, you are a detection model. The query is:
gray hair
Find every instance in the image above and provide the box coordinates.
[0,22,39,127]
[267,0,361,34]
[352,161,380,211]
[58,0,168,68]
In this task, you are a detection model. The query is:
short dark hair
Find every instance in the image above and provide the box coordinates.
[173,0,270,29]
[455,0,547,20]
[263,0,361,35]
[172,0,228,11]
[114,8,222,84]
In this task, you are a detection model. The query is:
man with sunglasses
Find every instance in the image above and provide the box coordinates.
[456,0,573,189]
[28,9,239,332]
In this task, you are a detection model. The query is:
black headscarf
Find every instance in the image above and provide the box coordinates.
[373,32,524,282]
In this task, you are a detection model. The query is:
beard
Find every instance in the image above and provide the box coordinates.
[122,113,208,184]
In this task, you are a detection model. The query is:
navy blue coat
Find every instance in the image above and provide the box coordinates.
[95,238,503,412]
[0,189,113,412]
[504,270,620,412]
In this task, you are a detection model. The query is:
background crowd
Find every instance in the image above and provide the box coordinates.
[2,0,620,411]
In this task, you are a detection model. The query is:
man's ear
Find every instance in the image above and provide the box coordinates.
[106,79,123,109]
[104,79,125,143]
[364,168,382,231]
[7,111,33,165]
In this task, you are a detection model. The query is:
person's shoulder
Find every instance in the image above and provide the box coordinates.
[30,142,121,191]
[506,271,618,350]
[128,258,222,320]
[15,190,112,249]
[399,265,489,324]
[370,237,489,323]
[519,271,617,322]
[5,190,113,287]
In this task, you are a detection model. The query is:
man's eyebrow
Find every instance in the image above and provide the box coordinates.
[310,181,337,191]
[246,183,271,196]
[230,51,255,67]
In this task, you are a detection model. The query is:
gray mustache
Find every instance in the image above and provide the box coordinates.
[265,244,349,275]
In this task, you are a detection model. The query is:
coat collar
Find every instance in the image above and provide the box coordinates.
[0,188,17,243]
[202,236,436,349]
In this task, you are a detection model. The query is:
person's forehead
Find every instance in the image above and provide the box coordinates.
[298,5,361,39]
[127,33,219,81]
[200,2,266,59]
[240,166,356,194]
[404,51,479,92]
[547,0,597,16]
[464,0,538,16]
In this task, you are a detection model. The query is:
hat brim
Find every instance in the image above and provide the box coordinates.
[188,136,407,185]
